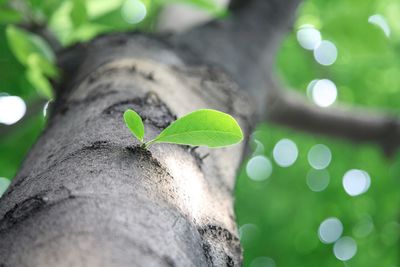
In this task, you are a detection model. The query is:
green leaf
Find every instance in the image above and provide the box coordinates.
[27,54,59,78]
[71,0,88,27]
[124,109,145,142]
[26,68,54,100]
[151,109,243,148]
[6,25,55,66]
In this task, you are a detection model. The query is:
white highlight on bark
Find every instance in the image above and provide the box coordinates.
[318,217,343,244]
[121,0,147,24]
[297,24,321,50]
[368,14,391,37]
[307,144,332,169]
[164,153,205,220]
[333,236,357,261]
[272,138,298,167]
[306,169,330,192]
[342,169,371,196]
[246,155,272,181]
[313,40,337,66]
[0,95,26,125]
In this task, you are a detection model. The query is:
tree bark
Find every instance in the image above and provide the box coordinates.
[0,0,306,265]
[0,33,255,266]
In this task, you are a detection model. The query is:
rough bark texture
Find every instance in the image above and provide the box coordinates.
[0,34,254,266]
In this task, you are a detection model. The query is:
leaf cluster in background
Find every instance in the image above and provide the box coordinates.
[6,25,56,99]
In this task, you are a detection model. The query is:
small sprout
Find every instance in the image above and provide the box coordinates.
[124,109,145,143]
[123,109,243,149]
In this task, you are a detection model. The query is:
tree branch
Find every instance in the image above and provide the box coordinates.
[266,84,400,156]
[172,0,301,115]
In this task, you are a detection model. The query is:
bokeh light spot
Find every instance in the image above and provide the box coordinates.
[246,155,273,181]
[318,217,343,244]
[306,79,318,98]
[273,139,298,167]
[252,140,265,156]
[239,224,260,248]
[310,79,337,107]
[313,40,337,66]
[0,95,26,125]
[343,169,371,196]
[368,14,390,37]
[333,237,357,261]
[121,0,147,24]
[297,24,321,50]
[353,215,374,238]
[306,169,330,192]
[307,144,332,169]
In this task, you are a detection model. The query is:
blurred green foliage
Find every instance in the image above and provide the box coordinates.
[0,0,399,266]
[236,125,400,267]
[236,0,400,266]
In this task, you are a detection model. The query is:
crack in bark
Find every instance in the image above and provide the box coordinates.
[198,224,242,266]
[0,186,73,232]
[103,91,177,129]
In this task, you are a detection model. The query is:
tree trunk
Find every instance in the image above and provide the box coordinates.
[0,0,306,265]
[0,33,253,266]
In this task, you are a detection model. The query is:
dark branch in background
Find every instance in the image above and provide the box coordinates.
[228,0,252,11]
[175,0,400,156]
[265,84,400,157]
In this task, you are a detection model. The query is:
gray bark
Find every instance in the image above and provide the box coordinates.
[0,0,302,266]
[0,34,253,266]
